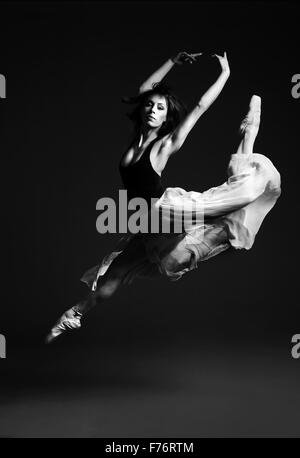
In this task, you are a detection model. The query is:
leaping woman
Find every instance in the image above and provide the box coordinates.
[46,51,281,343]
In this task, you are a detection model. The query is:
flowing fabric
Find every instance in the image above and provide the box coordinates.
[81,152,281,290]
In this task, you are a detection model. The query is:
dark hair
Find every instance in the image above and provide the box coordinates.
[122,82,187,138]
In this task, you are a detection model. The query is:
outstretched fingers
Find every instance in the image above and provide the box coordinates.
[212,51,230,72]
[212,51,227,59]
[187,52,203,63]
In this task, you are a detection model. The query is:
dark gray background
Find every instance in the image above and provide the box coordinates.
[1,0,300,438]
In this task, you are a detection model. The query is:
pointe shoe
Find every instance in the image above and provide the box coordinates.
[239,95,261,134]
[45,307,82,344]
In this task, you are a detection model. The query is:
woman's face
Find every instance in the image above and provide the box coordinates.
[141,94,168,129]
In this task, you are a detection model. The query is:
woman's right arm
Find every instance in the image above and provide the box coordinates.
[138,52,202,94]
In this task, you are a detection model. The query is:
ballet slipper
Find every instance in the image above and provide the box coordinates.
[239,95,261,134]
[45,307,82,344]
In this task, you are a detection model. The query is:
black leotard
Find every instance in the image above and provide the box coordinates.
[119,136,165,207]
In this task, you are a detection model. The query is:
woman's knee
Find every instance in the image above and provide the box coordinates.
[160,248,192,275]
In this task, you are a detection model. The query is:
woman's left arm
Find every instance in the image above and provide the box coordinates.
[166,52,230,153]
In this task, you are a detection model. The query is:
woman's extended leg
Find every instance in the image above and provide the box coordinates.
[75,236,155,314]
[45,236,157,343]
[236,94,261,155]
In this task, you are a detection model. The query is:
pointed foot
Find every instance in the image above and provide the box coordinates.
[239,94,261,135]
[45,307,82,344]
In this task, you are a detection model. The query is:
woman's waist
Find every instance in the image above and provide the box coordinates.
[121,184,165,199]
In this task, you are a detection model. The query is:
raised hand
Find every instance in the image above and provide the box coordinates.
[171,51,203,65]
[212,51,230,73]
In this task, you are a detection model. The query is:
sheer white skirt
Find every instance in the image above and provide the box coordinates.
[81,152,281,290]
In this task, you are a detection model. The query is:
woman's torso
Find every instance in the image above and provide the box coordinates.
[120,134,170,174]
[119,135,169,205]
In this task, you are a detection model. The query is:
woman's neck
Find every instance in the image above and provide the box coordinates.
[139,126,161,146]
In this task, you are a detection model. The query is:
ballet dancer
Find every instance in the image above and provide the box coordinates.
[46,51,281,343]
